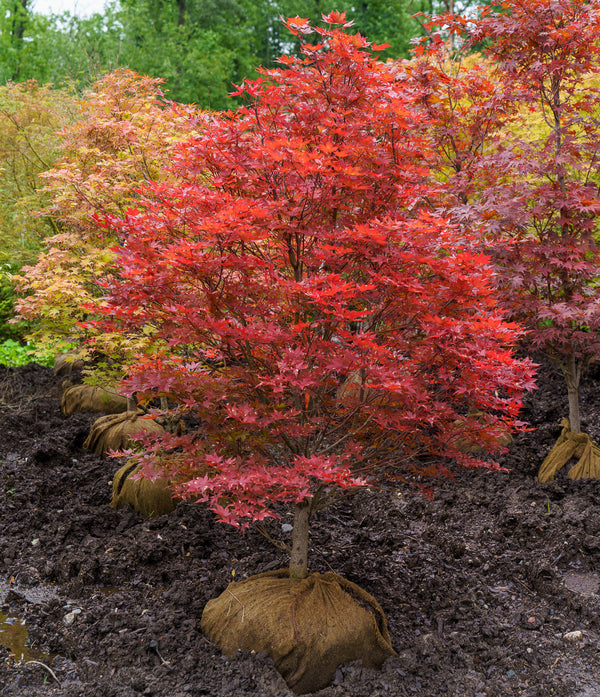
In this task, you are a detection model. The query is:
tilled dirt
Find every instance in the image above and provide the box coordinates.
[1,361,600,696]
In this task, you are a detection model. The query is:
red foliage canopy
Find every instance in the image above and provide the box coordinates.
[96,15,535,527]
[474,0,600,357]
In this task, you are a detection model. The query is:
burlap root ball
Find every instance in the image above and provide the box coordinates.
[201,569,396,694]
[61,384,128,416]
[53,352,85,377]
[111,460,177,517]
[538,417,600,482]
[452,411,512,454]
[83,412,165,456]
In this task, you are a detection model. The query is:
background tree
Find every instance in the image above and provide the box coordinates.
[22,10,124,87]
[462,0,600,435]
[407,45,512,210]
[114,0,430,104]
[114,0,257,107]
[0,1,486,109]
[14,69,198,361]
[96,15,535,579]
[0,80,77,341]
[0,80,77,266]
[0,2,125,89]
[407,0,600,439]
[0,0,32,81]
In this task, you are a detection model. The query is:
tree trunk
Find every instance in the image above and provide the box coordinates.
[563,354,582,433]
[177,0,186,26]
[289,501,311,579]
[127,395,137,412]
[10,0,31,80]
[567,384,581,434]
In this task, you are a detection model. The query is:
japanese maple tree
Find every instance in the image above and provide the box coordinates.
[0,80,77,342]
[405,32,517,213]
[14,69,198,365]
[452,0,600,434]
[0,80,77,267]
[98,14,535,578]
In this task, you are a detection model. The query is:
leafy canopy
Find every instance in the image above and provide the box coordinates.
[15,69,199,361]
[465,0,600,432]
[95,14,535,529]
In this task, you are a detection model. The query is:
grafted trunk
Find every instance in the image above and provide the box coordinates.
[289,501,311,579]
[563,354,582,434]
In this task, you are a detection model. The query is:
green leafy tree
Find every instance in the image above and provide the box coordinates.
[113,0,266,107]
[0,80,77,341]
[9,1,486,109]
[0,1,124,90]
[0,0,33,81]
[19,10,124,88]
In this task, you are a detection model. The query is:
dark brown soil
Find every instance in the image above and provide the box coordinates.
[1,360,600,696]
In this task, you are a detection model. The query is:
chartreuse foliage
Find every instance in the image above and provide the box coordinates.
[0,80,77,346]
[14,69,199,364]
[0,80,77,268]
[94,15,535,549]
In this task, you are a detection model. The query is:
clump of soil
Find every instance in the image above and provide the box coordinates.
[1,360,600,696]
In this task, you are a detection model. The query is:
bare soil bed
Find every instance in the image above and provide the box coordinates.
[1,361,600,696]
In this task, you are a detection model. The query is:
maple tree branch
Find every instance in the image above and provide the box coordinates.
[254,521,290,552]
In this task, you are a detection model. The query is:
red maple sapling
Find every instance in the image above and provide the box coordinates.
[96,14,535,577]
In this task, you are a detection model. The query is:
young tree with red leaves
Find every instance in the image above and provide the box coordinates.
[97,14,535,578]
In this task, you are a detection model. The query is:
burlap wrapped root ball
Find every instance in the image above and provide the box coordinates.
[336,370,372,405]
[83,411,166,456]
[53,352,85,377]
[538,417,600,482]
[201,569,396,694]
[61,384,128,416]
[111,460,177,517]
[451,411,513,454]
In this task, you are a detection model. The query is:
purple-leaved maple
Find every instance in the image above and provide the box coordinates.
[467,0,600,434]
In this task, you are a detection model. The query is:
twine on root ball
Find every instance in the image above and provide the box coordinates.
[538,417,600,483]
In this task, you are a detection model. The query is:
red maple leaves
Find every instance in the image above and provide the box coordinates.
[95,18,535,528]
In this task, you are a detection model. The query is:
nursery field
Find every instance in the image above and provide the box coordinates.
[1,361,600,697]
